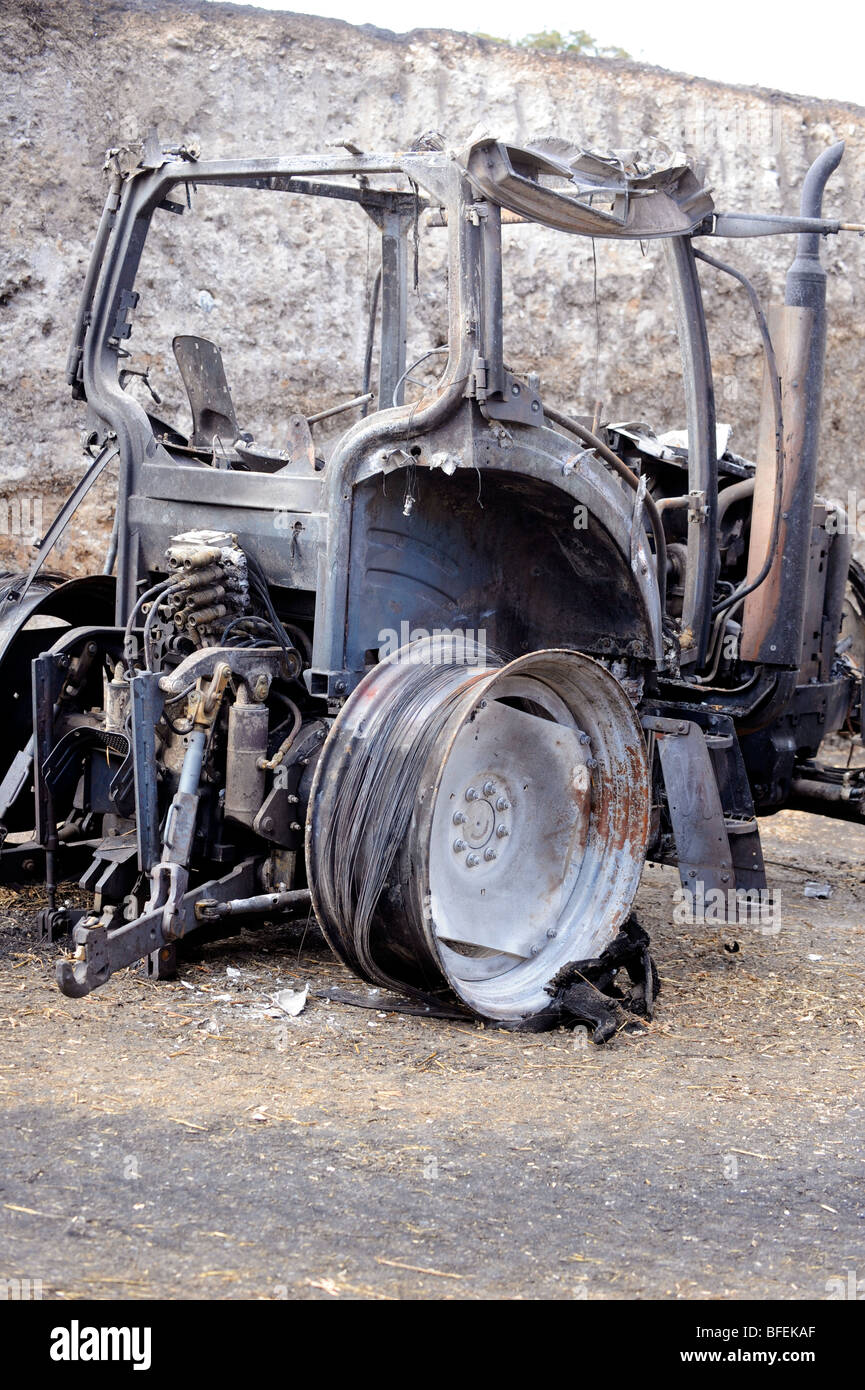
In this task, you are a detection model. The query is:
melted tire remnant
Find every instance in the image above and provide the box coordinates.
[519,914,659,1042]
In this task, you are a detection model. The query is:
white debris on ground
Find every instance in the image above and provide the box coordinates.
[804,881,833,898]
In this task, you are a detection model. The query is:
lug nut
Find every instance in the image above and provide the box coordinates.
[466,853,480,867]
[453,838,468,853]
[482,779,495,796]
[496,824,509,839]
[484,847,497,862]
[495,796,510,812]
[465,787,479,801]
[453,811,467,825]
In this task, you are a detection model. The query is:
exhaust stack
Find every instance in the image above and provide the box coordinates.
[741,141,845,667]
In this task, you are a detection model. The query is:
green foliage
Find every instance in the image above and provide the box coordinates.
[476,28,630,59]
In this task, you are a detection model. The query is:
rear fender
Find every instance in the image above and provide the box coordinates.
[0,578,115,831]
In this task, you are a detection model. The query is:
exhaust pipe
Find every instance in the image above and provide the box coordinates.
[787,141,846,308]
[741,142,845,667]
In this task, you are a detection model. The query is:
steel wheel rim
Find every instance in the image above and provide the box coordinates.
[408,650,649,1018]
[307,642,649,1023]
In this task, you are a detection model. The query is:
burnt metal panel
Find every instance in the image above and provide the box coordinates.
[127,494,324,592]
[644,716,734,896]
[799,504,831,684]
[332,417,663,694]
[172,335,240,447]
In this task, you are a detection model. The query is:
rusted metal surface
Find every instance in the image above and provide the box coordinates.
[741,305,814,664]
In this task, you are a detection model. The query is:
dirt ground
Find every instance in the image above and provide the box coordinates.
[1,808,863,1302]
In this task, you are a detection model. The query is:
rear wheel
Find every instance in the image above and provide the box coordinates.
[307,641,649,1024]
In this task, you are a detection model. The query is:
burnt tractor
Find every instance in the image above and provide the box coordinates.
[1,134,863,1029]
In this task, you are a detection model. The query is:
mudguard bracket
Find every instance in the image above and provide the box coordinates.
[643,707,767,921]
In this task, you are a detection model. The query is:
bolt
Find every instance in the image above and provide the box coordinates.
[466,853,480,867]
[482,779,495,796]
[290,821,302,832]
[586,757,597,770]
[261,816,274,834]
[453,838,468,853]
[578,732,590,745]
[484,847,497,862]
[496,824,509,839]
[334,679,347,694]
[530,944,542,957]
[465,786,479,801]
[546,927,557,939]
[511,383,520,396]
[453,811,467,825]
[495,796,510,812]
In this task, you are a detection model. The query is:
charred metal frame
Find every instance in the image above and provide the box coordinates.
[70,147,705,667]
[3,133,864,1008]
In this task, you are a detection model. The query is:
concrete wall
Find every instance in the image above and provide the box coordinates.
[2,0,864,572]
